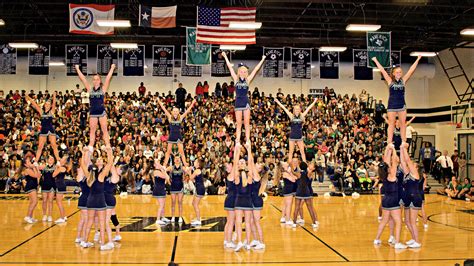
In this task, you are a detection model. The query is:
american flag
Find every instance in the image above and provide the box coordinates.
[196,6,256,45]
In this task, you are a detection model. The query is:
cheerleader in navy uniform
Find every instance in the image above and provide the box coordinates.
[223,162,236,249]
[52,155,68,224]
[190,159,205,226]
[374,144,407,249]
[75,151,91,244]
[25,92,60,164]
[80,147,114,251]
[158,98,196,167]
[21,158,41,224]
[400,142,422,248]
[40,156,57,222]
[292,161,319,229]
[275,98,317,162]
[280,161,297,226]
[153,160,171,226]
[372,55,421,146]
[233,144,253,252]
[104,164,121,246]
[246,142,266,250]
[166,156,190,223]
[75,64,116,150]
[222,52,266,145]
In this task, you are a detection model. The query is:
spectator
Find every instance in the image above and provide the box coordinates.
[420,142,436,174]
[203,81,209,98]
[359,89,368,113]
[195,82,204,100]
[228,81,235,98]
[252,87,260,100]
[436,150,454,186]
[374,100,385,125]
[80,88,89,105]
[138,82,146,97]
[452,149,459,179]
[214,83,222,98]
[222,83,229,99]
[175,83,187,112]
[459,152,467,180]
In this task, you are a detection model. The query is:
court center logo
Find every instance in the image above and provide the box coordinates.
[73,8,93,29]
[120,217,228,232]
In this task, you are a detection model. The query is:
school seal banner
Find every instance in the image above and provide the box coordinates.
[367,32,391,68]
[69,4,115,35]
[0,44,16,75]
[262,47,284,78]
[291,48,312,79]
[97,45,118,76]
[66,44,87,76]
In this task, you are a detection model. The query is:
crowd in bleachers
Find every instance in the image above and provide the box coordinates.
[1,83,470,198]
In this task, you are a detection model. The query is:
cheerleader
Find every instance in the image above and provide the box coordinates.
[52,155,68,224]
[374,144,407,249]
[40,156,57,222]
[233,144,253,252]
[292,161,319,229]
[75,162,89,244]
[158,98,196,166]
[190,159,205,226]
[79,147,114,251]
[153,159,171,226]
[400,143,422,248]
[222,52,266,145]
[166,156,189,223]
[104,164,121,246]
[75,64,116,150]
[372,56,421,145]
[274,98,317,162]
[280,161,297,226]
[22,158,41,224]
[224,162,236,249]
[247,143,266,250]
[25,92,60,164]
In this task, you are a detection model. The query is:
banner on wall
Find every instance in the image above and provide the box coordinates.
[181,45,202,77]
[262,47,284,78]
[390,50,401,67]
[152,45,174,77]
[123,45,145,76]
[28,45,50,75]
[0,44,16,75]
[319,51,339,79]
[211,46,231,77]
[186,27,211,65]
[353,49,373,80]
[97,45,118,76]
[367,32,391,68]
[291,48,311,79]
[66,44,87,76]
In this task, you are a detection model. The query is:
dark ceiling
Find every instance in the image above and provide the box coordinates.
[0,0,473,61]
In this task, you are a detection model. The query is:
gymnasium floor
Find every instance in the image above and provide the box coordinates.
[0,194,472,266]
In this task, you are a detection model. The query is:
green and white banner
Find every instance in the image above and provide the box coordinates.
[367,32,391,68]
[186,27,211,66]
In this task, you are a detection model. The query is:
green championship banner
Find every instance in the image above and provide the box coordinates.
[367,32,391,68]
[186,27,211,65]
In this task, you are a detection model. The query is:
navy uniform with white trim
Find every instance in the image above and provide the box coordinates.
[55,171,67,194]
[235,78,250,111]
[152,173,166,198]
[170,165,184,194]
[251,180,263,210]
[24,175,38,194]
[194,171,205,198]
[104,174,117,209]
[89,87,106,118]
[224,179,236,211]
[387,79,406,112]
[78,177,89,210]
[403,174,422,210]
[289,114,303,141]
[86,168,107,210]
[41,165,56,193]
[168,117,183,144]
[234,170,253,210]
[40,110,56,137]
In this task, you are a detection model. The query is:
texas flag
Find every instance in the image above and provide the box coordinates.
[139,5,177,28]
[69,4,115,35]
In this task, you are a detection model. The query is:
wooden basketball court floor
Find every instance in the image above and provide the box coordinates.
[0,194,472,266]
